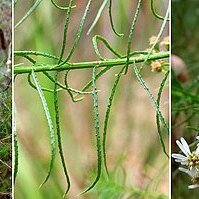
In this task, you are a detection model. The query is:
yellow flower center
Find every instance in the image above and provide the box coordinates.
[188,153,199,168]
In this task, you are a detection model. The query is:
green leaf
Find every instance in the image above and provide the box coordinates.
[31,70,56,186]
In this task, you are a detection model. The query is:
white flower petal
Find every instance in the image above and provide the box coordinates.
[179,167,190,175]
[175,158,188,163]
[178,167,197,177]
[175,161,188,165]
[180,161,189,165]
[180,137,191,154]
[174,159,182,162]
[172,153,187,159]
[176,140,189,156]
[195,147,199,155]
[188,184,199,189]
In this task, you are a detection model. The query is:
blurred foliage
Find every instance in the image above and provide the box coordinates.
[172,0,199,198]
[14,0,169,198]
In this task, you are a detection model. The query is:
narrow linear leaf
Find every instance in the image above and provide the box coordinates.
[54,72,70,197]
[61,0,93,65]
[14,51,61,61]
[133,64,169,134]
[58,0,74,63]
[50,0,76,10]
[31,70,56,186]
[15,0,42,28]
[22,56,61,93]
[109,0,123,37]
[52,2,85,195]
[28,72,65,93]
[156,70,169,157]
[103,66,125,176]
[124,0,142,74]
[87,0,109,35]
[150,0,170,21]
[92,35,122,60]
[80,67,102,194]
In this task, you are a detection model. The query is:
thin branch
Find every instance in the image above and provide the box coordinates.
[14,51,169,74]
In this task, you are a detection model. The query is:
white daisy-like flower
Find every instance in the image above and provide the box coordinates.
[172,137,192,166]
[172,137,199,169]
[179,167,199,189]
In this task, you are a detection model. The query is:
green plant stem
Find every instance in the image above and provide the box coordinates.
[14,51,169,74]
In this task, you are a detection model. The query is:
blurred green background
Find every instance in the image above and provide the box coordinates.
[172,0,199,198]
[14,1,169,198]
